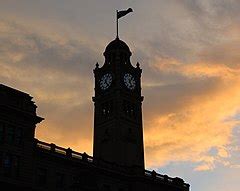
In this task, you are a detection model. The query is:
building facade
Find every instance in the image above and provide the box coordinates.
[0,38,190,191]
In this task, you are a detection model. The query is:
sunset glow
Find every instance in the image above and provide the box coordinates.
[1,1,240,190]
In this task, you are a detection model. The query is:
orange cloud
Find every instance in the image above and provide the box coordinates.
[0,20,95,155]
[144,53,240,169]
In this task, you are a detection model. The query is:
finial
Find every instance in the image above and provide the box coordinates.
[136,62,140,68]
[152,170,156,178]
[95,62,99,68]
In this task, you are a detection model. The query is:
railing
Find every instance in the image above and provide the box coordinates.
[35,139,93,163]
[35,139,189,189]
[144,169,190,189]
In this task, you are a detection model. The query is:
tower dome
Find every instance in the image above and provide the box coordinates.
[104,37,132,57]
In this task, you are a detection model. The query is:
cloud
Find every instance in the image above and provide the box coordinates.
[1,0,240,174]
[126,0,240,170]
[194,163,214,171]
[143,42,240,169]
[0,19,97,154]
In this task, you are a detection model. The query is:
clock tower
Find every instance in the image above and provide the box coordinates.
[93,37,145,171]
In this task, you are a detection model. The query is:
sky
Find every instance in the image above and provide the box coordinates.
[0,0,240,190]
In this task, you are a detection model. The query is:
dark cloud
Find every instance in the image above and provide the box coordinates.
[0,20,97,78]
[143,76,222,120]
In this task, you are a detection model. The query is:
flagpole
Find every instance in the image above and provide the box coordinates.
[116,10,119,39]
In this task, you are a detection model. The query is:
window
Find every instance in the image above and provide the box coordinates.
[56,172,65,189]
[3,153,20,177]
[101,101,113,118]
[4,124,23,146]
[0,153,2,168]
[12,155,20,177]
[6,126,14,144]
[36,168,47,186]
[123,101,136,119]
[0,122,4,143]
[0,153,3,175]
[3,153,12,176]
[15,128,23,145]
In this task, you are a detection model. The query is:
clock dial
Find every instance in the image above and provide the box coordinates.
[124,73,136,90]
[99,73,112,90]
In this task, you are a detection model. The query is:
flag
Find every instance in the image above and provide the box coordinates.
[117,8,133,19]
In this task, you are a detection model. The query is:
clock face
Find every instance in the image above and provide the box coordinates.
[99,73,112,90]
[124,73,136,90]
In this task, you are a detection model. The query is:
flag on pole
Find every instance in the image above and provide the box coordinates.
[117,8,133,19]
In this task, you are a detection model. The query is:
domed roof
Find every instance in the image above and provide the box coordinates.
[104,38,131,54]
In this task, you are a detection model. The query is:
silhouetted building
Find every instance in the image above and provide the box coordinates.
[0,38,190,190]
